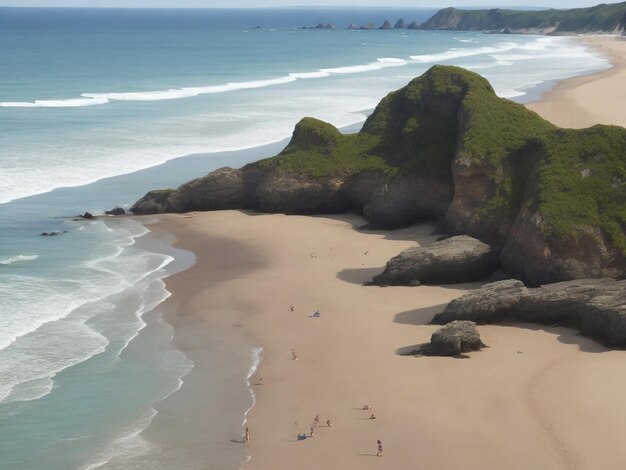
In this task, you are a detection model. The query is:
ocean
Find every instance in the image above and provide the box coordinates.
[0,7,610,469]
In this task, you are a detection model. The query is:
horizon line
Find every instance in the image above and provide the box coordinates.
[0,4,555,10]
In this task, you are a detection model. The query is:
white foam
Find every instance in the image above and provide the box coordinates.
[0,220,179,406]
[0,97,109,108]
[83,76,298,103]
[410,42,518,63]
[322,57,407,74]
[0,57,409,113]
[243,347,263,426]
[288,71,330,79]
[78,408,160,470]
[0,254,38,265]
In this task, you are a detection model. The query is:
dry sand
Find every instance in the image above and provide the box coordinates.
[152,36,626,469]
[158,211,626,470]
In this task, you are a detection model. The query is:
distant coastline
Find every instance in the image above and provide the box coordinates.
[299,1,626,35]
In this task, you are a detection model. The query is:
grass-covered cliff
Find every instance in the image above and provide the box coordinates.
[132,65,626,284]
[420,2,626,33]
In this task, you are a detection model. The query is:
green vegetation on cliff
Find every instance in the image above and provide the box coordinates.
[257,65,625,255]
[256,118,394,178]
[534,126,626,253]
[420,2,626,33]
[132,64,626,275]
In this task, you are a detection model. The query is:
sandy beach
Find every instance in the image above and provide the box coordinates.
[526,36,626,128]
[151,35,626,469]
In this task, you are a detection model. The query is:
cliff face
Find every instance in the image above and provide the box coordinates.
[419,2,626,34]
[132,65,626,285]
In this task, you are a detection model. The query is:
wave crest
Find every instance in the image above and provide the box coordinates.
[1,57,408,109]
[0,255,39,265]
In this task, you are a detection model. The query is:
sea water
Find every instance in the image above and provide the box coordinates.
[0,7,610,469]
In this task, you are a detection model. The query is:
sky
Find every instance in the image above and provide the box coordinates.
[0,0,623,8]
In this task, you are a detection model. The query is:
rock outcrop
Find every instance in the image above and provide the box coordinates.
[418,321,486,356]
[132,65,626,285]
[433,278,626,348]
[372,236,499,286]
[105,207,126,216]
[394,19,406,29]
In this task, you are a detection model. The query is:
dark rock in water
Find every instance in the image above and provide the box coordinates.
[40,231,66,237]
[105,207,125,216]
[407,21,420,29]
[360,22,375,30]
[81,212,94,220]
[433,278,626,348]
[380,20,393,29]
[315,23,324,29]
[419,321,486,356]
[394,19,406,29]
[324,23,335,29]
[372,235,499,286]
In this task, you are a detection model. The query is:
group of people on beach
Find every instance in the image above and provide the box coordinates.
[362,404,383,455]
[247,305,384,458]
[308,413,332,438]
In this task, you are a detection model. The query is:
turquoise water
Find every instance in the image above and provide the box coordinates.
[0,7,611,469]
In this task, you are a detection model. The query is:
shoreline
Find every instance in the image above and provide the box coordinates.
[526,36,626,128]
[133,36,626,469]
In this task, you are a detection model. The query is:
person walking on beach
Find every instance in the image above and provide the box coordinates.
[244,427,250,443]
[310,425,315,437]
[291,349,298,360]
[326,419,332,427]
[314,414,320,426]
[376,439,383,457]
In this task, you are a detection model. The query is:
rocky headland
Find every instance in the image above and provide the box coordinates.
[420,2,626,35]
[133,65,626,289]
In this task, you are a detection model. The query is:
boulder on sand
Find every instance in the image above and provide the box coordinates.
[371,235,499,286]
[418,321,486,356]
[433,278,626,348]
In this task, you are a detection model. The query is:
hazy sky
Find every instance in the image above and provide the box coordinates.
[0,0,622,8]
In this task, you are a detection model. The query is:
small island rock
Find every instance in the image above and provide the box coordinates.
[105,207,126,216]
